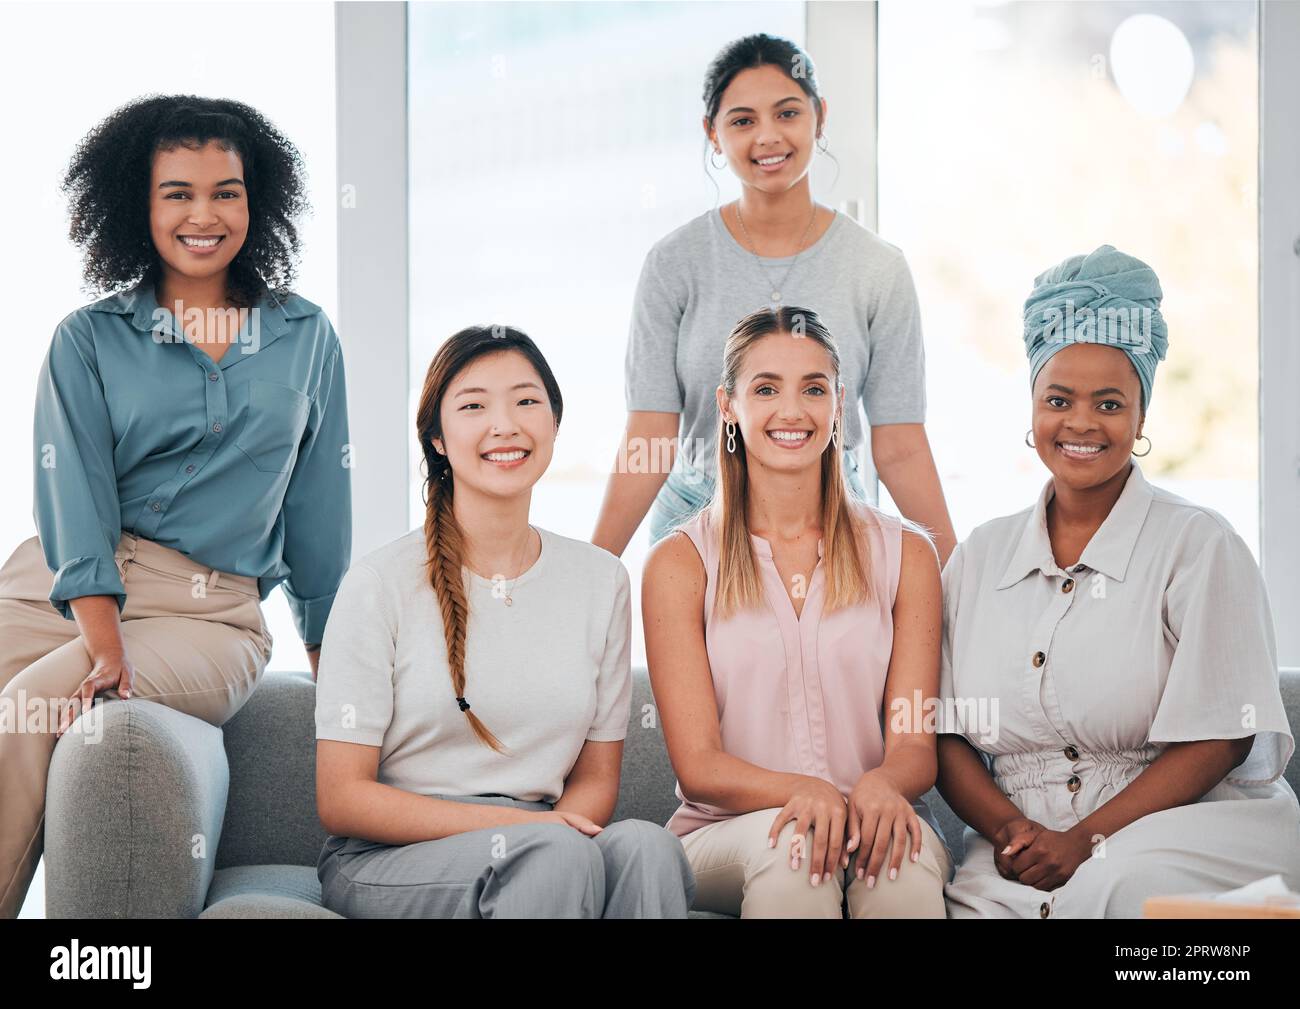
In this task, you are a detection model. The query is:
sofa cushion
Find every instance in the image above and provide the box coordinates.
[201,865,342,919]
[612,671,682,827]
[45,699,228,918]
[216,672,328,870]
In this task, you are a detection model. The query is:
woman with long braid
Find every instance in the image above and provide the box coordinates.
[313,325,693,918]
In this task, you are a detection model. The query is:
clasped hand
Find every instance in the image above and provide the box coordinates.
[766,771,925,887]
[993,817,1095,890]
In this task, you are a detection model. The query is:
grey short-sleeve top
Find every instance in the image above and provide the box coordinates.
[624,207,927,478]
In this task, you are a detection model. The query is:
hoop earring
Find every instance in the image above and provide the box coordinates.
[816,134,828,154]
[1025,429,1036,449]
[832,418,842,450]
[726,420,736,454]
[1132,434,1152,457]
[710,149,727,170]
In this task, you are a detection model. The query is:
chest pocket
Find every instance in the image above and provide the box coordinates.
[235,379,311,473]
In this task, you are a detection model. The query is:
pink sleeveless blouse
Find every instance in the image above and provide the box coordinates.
[664,500,904,837]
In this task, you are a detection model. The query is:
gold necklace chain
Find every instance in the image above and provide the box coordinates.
[491,525,535,607]
[733,202,819,307]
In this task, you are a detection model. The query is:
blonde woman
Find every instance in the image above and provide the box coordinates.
[314,325,693,918]
[643,306,951,918]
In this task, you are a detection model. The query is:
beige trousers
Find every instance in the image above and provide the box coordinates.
[681,807,952,918]
[0,533,271,918]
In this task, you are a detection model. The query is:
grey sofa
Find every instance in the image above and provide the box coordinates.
[43,668,1300,918]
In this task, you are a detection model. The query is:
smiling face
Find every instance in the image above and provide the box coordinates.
[706,64,824,194]
[719,331,841,474]
[432,350,556,499]
[1031,343,1145,493]
[149,140,249,293]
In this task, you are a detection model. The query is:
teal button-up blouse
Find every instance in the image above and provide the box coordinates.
[32,281,352,644]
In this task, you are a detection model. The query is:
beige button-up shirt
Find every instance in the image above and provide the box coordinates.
[937,461,1300,917]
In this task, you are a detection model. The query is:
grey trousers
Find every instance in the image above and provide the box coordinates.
[317,795,696,919]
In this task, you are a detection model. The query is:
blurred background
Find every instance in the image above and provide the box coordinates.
[877,0,1259,546]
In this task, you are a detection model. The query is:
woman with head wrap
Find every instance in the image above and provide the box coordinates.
[934,246,1300,918]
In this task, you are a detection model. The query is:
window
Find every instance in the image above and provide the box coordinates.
[878,1,1259,553]
[408,0,805,666]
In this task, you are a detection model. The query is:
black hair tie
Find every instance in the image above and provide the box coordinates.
[456,696,471,712]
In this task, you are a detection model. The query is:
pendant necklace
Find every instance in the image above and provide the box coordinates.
[733,202,819,307]
[494,525,536,607]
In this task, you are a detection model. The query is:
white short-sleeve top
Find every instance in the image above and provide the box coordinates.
[939,461,1294,820]
[315,526,633,804]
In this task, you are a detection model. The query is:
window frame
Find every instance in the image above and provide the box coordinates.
[336,0,1299,663]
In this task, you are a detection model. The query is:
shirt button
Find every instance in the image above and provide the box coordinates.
[212,422,223,434]
[1067,775,1081,793]
[185,464,196,475]
[208,372,219,382]
[150,501,161,512]
[1039,902,1050,918]
[1064,745,1080,761]
[1031,651,1046,668]
[1062,578,1075,593]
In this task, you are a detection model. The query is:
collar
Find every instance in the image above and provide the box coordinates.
[87,279,316,344]
[995,460,1154,590]
[750,532,824,561]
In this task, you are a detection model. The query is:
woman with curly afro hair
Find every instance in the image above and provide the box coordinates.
[0,95,352,916]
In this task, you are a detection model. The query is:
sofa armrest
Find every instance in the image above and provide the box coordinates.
[44,699,230,918]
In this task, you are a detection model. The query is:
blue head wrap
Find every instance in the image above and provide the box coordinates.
[1023,245,1168,411]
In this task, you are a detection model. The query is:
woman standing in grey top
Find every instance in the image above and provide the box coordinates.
[594,33,956,563]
